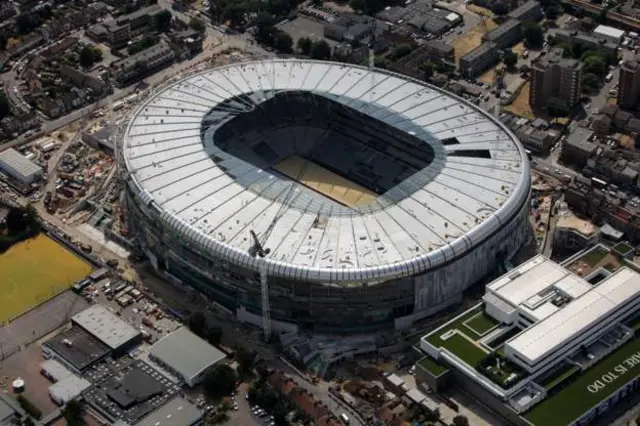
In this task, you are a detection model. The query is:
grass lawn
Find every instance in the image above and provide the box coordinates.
[464,312,499,336]
[525,337,640,426]
[579,247,609,267]
[0,234,92,322]
[418,356,449,377]
[613,242,633,255]
[539,363,580,391]
[425,306,491,366]
[451,19,498,66]
[504,82,534,119]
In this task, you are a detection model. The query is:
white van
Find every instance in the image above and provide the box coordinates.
[606,73,614,82]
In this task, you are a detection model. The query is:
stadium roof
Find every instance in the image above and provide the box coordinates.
[506,267,640,364]
[122,59,529,282]
[149,327,226,383]
[72,305,141,350]
[136,397,202,426]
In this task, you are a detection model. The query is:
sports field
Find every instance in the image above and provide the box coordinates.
[0,234,92,322]
[274,155,377,207]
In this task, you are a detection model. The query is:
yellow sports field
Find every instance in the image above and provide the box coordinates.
[0,234,92,322]
[274,155,377,207]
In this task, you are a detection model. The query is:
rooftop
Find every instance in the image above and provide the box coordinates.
[485,256,592,322]
[556,213,599,236]
[136,396,202,426]
[566,127,597,152]
[149,327,227,383]
[506,266,640,364]
[84,360,181,424]
[0,148,43,178]
[72,305,141,350]
[48,375,91,405]
[44,326,111,371]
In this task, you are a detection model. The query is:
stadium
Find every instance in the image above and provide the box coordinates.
[120,59,531,333]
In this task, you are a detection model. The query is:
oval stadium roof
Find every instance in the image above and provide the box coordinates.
[122,59,530,283]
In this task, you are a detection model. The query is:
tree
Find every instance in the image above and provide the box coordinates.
[388,44,413,61]
[420,61,434,80]
[583,55,606,77]
[235,346,257,376]
[154,10,173,33]
[22,418,35,426]
[79,45,102,68]
[203,365,237,399]
[311,40,331,60]
[188,311,207,337]
[503,50,518,70]
[519,64,530,74]
[522,22,543,49]
[0,91,10,120]
[189,17,206,33]
[297,37,313,55]
[274,31,293,53]
[452,415,470,426]
[545,4,559,20]
[580,17,596,31]
[62,400,85,426]
[424,407,441,422]
[206,325,222,345]
[581,72,600,92]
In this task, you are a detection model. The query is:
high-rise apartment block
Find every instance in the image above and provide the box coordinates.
[618,58,640,110]
[530,48,582,110]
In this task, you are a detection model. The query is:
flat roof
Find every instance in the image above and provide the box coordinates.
[44,326,111,371]
[149,327,226,382]
[49,375,91,404]
[84,360,181,424]
[41,359,74,382]
[507,267,640,364]
[72,305,141,350]
[122,59,529,283]
[485,255,592,322]
[594,24,625,39]
[0,394,16,423]
[136,396,202,426]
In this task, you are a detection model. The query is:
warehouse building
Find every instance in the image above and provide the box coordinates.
[0,148,43,184]
[148,327,227,387]
[136,397,203,426]
[72,304,142,356]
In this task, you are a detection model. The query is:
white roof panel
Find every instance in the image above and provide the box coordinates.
[507,267,640,364]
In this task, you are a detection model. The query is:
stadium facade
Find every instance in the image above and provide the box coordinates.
[120,59,531,333]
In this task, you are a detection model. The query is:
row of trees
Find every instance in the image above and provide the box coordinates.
[296,37,332,60]
[79,45,103,68]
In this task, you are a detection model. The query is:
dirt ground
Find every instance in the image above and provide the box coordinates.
[466,4,495,17]
[1,344,60,416]
[618,133,635,149]
[504,82,535,119]
[323,1,354,13]
[452,18,498,65]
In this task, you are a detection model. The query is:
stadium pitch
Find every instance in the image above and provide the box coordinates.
[0,234,92,322]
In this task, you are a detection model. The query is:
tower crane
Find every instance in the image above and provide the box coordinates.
[249,161,308,341]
